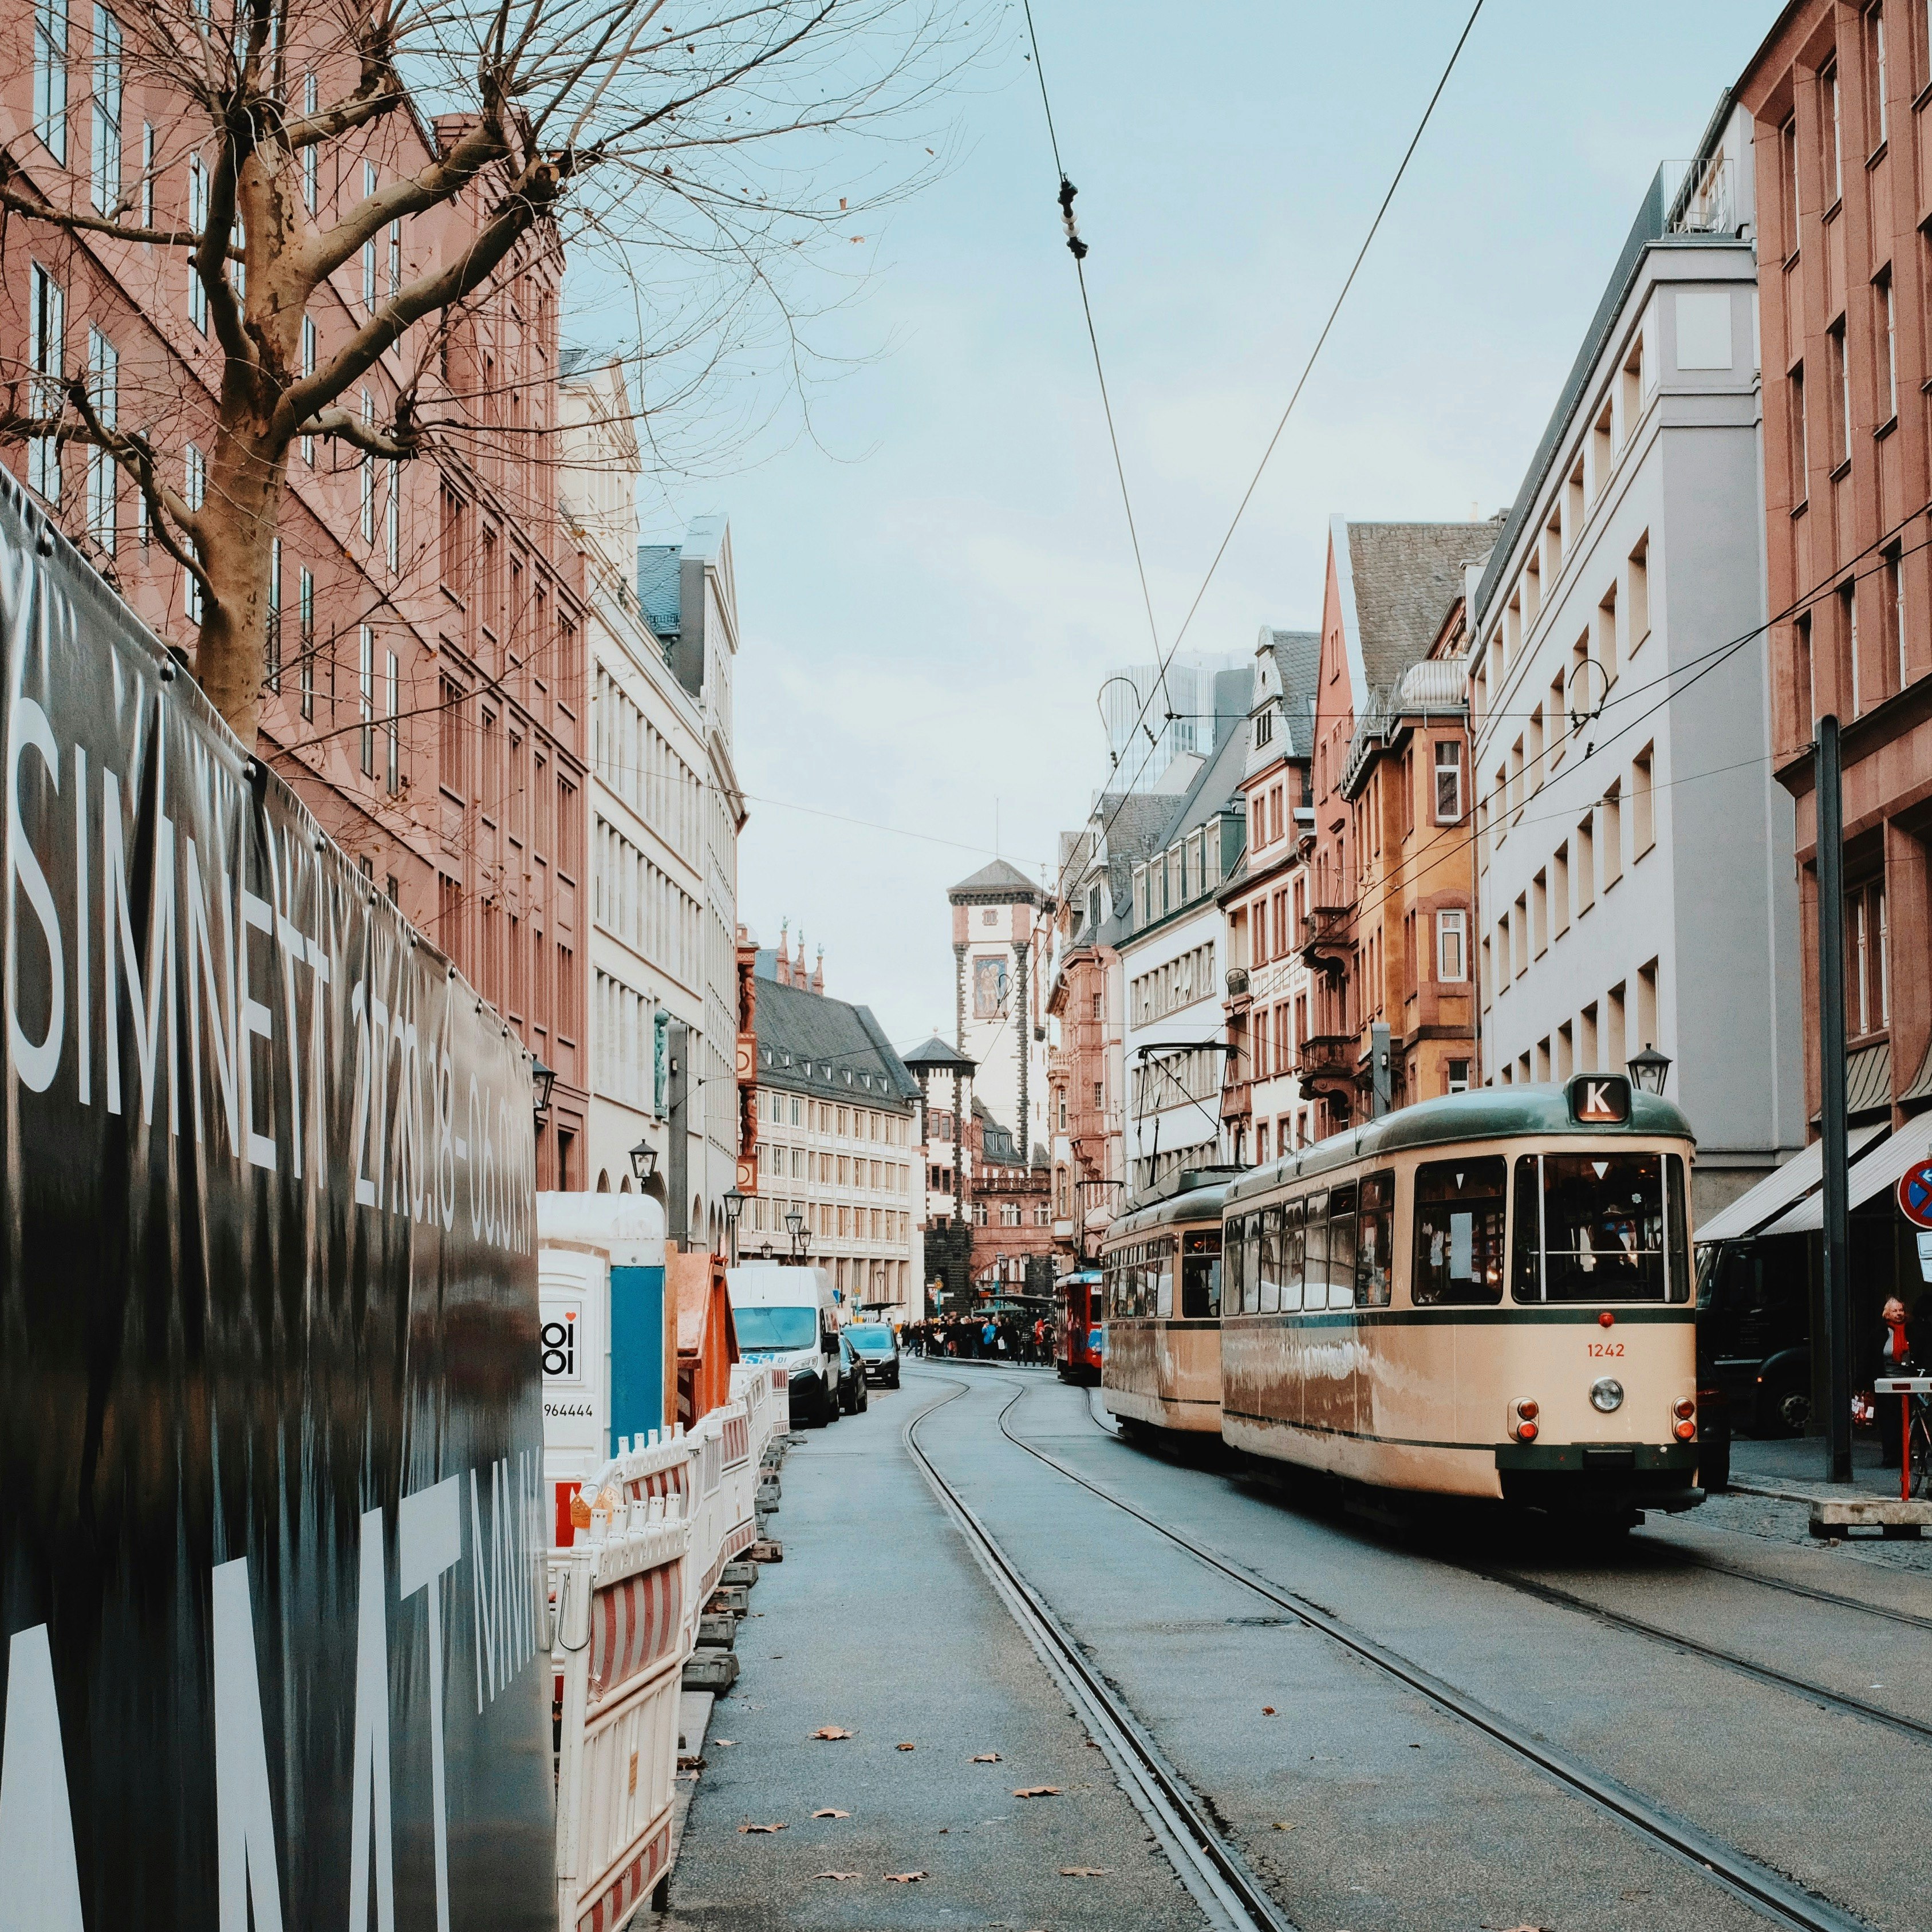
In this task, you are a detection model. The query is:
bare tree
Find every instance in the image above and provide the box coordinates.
[1,0,967,741]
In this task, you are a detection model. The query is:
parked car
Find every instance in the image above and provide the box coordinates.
[845,1323,901,1388]
[835,1332,869,1415]
[1698,1236,1812,1437]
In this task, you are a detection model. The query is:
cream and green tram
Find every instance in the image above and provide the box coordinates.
[1219,1078,1706,1517]
[1100,1176,1229,1435]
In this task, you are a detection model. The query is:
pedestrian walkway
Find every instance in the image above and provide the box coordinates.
[648,1371,1204,1930]
[1729,1432,1904,1501]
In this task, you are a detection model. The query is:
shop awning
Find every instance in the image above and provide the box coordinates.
[1761,1112,1932,1236]
[1694,1122,1888,1245]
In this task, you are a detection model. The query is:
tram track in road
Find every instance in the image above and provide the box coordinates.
[982,1377,1875,1932]
[1663,1547,1932,1634]
[903,1373,1302,1932]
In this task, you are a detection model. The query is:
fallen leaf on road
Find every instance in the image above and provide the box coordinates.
[1083,1738,1101,1748]
[811,1809,851,1819]
[1012,1787,1061,1799]
[811,1727,853,1741]
[1271,1821,1298,1832]
[714,1740,736,1748]
[894,1741,916,1751]
[1059,1866,1109,1877]
[737,1823,787,1834]
[970,1752,1001,1763]
[883,1871,927,1883]
[814,1871,861,1881]
[1261,1706,1276,1716]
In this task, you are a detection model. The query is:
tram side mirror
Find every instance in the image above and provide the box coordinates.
[1567,1073,1632,1125]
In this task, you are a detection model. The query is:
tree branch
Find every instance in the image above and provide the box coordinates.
[298,404,419,458]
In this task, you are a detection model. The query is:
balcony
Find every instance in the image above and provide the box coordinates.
[1295,1033,1359,1101]
[1300,905,1354,980]
[1221,1076,1252,1124]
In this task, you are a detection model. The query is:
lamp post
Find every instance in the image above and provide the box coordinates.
[1626,1043,1672,1097]
[723,1186,746,1264]
[628,1140,658,1187]
[784,1207,809,1263]
[531,1056,556,1117]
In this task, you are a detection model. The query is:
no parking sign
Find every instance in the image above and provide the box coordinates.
[1899,1158,1932,1231]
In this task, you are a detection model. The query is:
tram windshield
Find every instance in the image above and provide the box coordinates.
[1180,1229,1221,1318]
[1511,1152,1691,1303]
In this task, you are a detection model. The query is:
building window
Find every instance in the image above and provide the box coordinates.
[1436,908,1467,983]
[361,163,378,309]
[34,0,68,161]
[1867,5,1888,149]
[1824,61,1843,204]
[1886,545,1905,692]
[188,157,208,332]
[1795,612,1814,738]
[183,445,205,617]
[1789,362,1807,504]
[384,650,400,793]
[1828,320,1850,467]
[90,7,121,213]
[1632,744,1654,857]
[1842,581,1862,715]
[1433,740,1462,822]
[84,326,116,549]
[358,625,375,774]
[1446,1059,1470,1095]
[1601,780,1623,889]
[264,537,281,691]
[385,459,400,570]
[1847,877,1890,1038]
[298,569,315,720]
[28,265,64,503]
[1779,115,1799,253]
[1254,707,1273,748]
[301,73,317,209]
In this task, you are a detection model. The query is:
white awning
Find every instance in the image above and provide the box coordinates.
[1763,1112,1932,1236]
[1694,1122,1888,1245]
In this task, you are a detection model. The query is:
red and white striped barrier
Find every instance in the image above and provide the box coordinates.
[550,1507,690,1932]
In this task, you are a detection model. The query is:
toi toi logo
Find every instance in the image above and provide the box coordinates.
[541,1312,577,1378]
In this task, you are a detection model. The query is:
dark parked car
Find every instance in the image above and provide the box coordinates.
[1698,1236,1812,1438]
[835,1332,870,1416]
[845,1323,901,1388]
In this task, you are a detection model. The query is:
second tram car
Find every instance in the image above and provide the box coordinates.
[1055,1270,1104,1383]
[1217,1078,1705,1517]
[1101,1177,1228,1434]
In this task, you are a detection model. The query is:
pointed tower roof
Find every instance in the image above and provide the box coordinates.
[902,1035,979,1076]
[948,857,1043,903]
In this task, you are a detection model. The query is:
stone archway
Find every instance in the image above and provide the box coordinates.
[595,1170,610,1193]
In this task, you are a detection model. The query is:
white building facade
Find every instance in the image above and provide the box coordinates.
[557,357,746,1241]
[1469,119,1804,1216]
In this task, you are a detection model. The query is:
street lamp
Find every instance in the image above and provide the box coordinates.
[530,1056,555,1118]
[1626,1043,1672,1097]
[723,1186,746,1264]
[628,1140,658,1186]
[784,1208,810,1261]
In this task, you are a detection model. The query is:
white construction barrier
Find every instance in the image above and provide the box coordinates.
[730,1361,783,1472]
[550,1507,691,1932]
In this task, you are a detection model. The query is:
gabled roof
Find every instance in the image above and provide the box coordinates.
[754,977,920,1105]
[1342,521,1500,697]
[1261,628,1320,759]
[949,857,1043,902]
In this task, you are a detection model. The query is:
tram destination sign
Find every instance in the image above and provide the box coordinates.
[0,481,555,1931]
[1567,1073,1633,1125]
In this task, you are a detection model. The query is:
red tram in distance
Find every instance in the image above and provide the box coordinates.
[1056,1270,1104,1383]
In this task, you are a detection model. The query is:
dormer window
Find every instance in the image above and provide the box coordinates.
[1255,707,1275,748]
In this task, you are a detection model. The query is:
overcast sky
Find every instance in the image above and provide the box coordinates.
[636,0,1776,1051]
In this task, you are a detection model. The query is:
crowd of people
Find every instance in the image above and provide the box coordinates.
[902,1312,1056,1365]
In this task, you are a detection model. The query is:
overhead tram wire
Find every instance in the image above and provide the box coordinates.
[1043,0,1488,916]
[1018,0,1173,731]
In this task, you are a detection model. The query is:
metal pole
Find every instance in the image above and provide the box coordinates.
[1816,716,1851,1484]
[667,1020,691,1251]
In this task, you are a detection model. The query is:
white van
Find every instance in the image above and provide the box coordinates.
[726,1264,841,1427]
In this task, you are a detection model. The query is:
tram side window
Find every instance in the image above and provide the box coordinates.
[1411,1157,1506,1306]
[1259,1207,1283,1314]
[1327,1182,1358,1310]
[1181,1229,1222,1318]
[1155,1237,1175,1320]
[1302,1192,1328,1310]
[1355,1170,1394,1308]
[1512,1152,1685,1303]
[1280,1199,1304,1312]
[1241,1213,1263,1314]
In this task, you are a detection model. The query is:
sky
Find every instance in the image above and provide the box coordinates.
[628,0,1779,1052]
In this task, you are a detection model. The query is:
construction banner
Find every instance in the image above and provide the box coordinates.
[0,478,555,1929]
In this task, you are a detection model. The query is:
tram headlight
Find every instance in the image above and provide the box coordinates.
[1590,1377,1625,1413]
[1508,1397,1540,1442]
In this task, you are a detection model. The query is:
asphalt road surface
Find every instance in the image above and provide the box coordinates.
[652,1363,1932,1932]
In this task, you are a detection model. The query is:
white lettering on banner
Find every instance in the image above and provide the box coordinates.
[398,1478,461,1932]
[73,743,88,1103]
[349,1509,397,1932]
[184,835,241,1154]
[0,1625,86,1932]
[239,889,277,1170]
[211,1559,286,1932]
[468,1452,541,1715]
[6,696,62,1095]
[102,764,178,1130]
